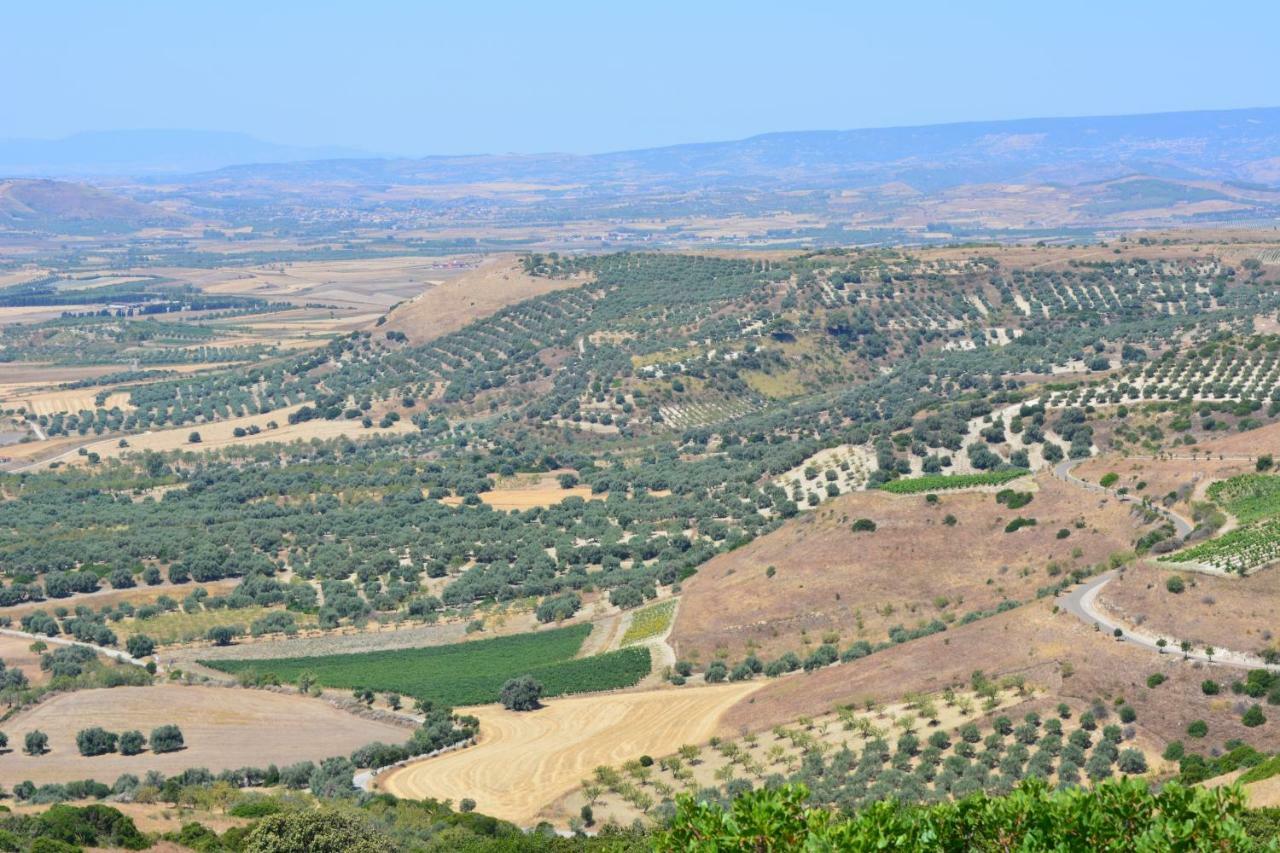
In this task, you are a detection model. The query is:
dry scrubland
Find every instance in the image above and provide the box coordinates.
[1096,558,1280,655]
[718,598,1280,757]
[0,686,410,786]
[673,472,1145,663]
[379,682,760,824]
[1074,453,1251,521]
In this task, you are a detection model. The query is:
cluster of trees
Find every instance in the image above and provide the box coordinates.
[73,724,183,757]
[1,250,1273,657]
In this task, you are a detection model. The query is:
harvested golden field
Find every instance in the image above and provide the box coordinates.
[382,256,584,345]
[0,387,132,417]
[33,403,415,468]
[0,685,410,786]
[672,472,1147,663]
[379,682,760,824]
[191,255,469,312]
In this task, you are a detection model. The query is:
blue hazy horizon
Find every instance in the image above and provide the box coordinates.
[5,0,1276,157]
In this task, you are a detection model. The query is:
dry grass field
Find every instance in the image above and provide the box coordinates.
[27,402,415,468]
[672,472,1146,663]
[172,255,476,313]
[717,598,1280,758]
[0,363,125,386]
[1095,562,1280,657]
[552,686,1170,829]
[381,256,584,345]
[0,634,52,687]
[378,682,760,824]
[5,799,251,837]
[0,685,411,786]
[440,472,600,510]
[1074,453,1250,518]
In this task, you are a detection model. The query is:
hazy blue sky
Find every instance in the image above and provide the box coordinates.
[6,0,1276,155]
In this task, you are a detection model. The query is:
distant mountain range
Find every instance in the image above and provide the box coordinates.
[0,130,372,177]
[181,108,1280,192]
[3,109,1279,238]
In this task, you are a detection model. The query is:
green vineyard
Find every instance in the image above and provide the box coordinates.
[202,624,652,706]
[878,469,1031,495]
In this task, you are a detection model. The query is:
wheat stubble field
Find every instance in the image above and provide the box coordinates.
[0,685,411,786]
[379,682,760,823]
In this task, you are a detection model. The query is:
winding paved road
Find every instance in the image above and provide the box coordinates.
[1051,455,1277,671]
[1057,572,1276,671]
[1053,457,1193,537]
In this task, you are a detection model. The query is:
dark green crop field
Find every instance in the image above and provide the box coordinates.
[201,623,651,706]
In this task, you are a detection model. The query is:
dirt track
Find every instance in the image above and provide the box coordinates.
[379,682,760,824]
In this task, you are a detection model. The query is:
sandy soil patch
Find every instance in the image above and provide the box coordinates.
[379,682,760,824]
[0,685,410,786]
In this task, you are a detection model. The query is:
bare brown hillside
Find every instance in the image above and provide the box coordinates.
[379,256,585,345]
[672,473,1149,664]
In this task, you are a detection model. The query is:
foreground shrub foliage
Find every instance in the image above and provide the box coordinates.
[659,778,1259,850]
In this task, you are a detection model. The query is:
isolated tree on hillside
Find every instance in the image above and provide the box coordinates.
[24,730,49,756]
[206,626,235,646]
[150,724,185,753]
[499,675,543,711]
[126,634,156,659]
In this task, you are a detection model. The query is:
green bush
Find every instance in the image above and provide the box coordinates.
[659,778,1258,849]
[150,725,185,754]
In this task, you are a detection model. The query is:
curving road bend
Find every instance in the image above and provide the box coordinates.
[1053,457,1193,537]
[1057,572,1276,671]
